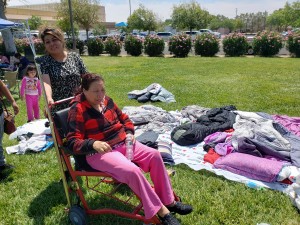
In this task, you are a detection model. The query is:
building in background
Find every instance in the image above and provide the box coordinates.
[5,3,115,32]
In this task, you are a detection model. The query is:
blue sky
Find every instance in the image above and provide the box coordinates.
[8,0,294,22]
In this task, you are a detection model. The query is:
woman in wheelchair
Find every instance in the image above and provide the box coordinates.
[66,73,193,225]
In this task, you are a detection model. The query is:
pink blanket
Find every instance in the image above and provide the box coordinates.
[272,114,300,138]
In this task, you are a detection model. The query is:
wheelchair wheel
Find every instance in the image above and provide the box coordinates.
[69,205,87,225]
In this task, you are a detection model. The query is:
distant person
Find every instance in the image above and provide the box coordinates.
[0,55,10,68]
[0,79,19,174]
[38,27,88,114]
[14,52,30,79]
[20,64,42,122]
[287,26,293,35]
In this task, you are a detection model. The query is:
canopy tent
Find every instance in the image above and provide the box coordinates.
[115,21,128,27]
[0,18,23,30]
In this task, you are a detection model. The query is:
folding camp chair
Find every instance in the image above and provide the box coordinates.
[50,98,180,225]
[3,69,19,95]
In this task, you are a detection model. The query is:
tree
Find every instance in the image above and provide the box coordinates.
[209,15,234,32]
[92,22,107,35]
[56,17,79,38]
[0,0,17,54]
[127,4,158,32]
[28,15,43,30]
[209,15,222,30]
[267,9,285,31]
[223,18,235,33]
[234,19,243,32]
[171,1,210,31]
[282,1,300,29]
[236,12,268,33]
[57,0,100,40]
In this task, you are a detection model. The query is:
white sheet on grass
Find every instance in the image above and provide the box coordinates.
[9,119,51,140]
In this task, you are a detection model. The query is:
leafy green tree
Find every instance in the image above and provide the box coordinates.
[57,0,100,40]
[0,0,16,54]
[155,19,170,32]
[223,18,235,32]
[171,1,210,31]
[283,1,300,29]
[28,15,43,30]
[56,18,79,38]
[234,19,243,32]
[267,1,300,31]
[127,4,158,32]
[93,22,107,35]
[209,15,233,31]
[267,9,285,31]
[209,15,222,30]
[236,11,268,33]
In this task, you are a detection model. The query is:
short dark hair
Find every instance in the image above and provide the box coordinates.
[14,52,21,58]
[81,73,104,91]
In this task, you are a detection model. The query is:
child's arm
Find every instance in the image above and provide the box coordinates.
[20,78,26,100]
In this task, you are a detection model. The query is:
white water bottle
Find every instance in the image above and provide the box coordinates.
[125,134,133,161]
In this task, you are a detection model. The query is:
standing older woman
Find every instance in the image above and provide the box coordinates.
[38,27,88,112]
[66,73,193,225]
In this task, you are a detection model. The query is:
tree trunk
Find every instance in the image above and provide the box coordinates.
[85,29,89,41]
[0,1,17,54]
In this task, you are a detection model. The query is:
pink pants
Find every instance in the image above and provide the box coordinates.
[86,141,174,219]
[25,95,40,121]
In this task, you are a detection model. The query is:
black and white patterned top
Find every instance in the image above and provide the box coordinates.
[38,52,88,112]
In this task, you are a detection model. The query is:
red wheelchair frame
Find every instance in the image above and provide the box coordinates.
[49,98,180,225]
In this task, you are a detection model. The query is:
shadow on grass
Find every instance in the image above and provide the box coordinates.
[27,176,145,225]
[27,181,67,225]
[0,169,14,183]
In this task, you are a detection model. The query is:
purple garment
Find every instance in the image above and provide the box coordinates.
[215,141,234,156]
[214,152,286,182]
[204,131,230,144]
[272,115,300,138]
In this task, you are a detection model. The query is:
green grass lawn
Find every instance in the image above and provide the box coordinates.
[1,56,300,225]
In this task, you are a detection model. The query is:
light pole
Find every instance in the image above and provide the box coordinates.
[68,0,76,50]
[129,0,132,17]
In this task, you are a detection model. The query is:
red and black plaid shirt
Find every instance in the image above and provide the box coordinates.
[66,94,134,155]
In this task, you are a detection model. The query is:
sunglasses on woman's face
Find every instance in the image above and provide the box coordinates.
[41,28,57,38]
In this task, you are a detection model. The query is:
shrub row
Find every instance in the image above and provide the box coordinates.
[118,31,294,58]
[5,31,300,58]
[286,30,300,57]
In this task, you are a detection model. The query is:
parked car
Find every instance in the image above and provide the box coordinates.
[139,31,148,38]
[199,29,221,39]
[156,32,173,41]
[183,31,201,40]
[97,34,108,41]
